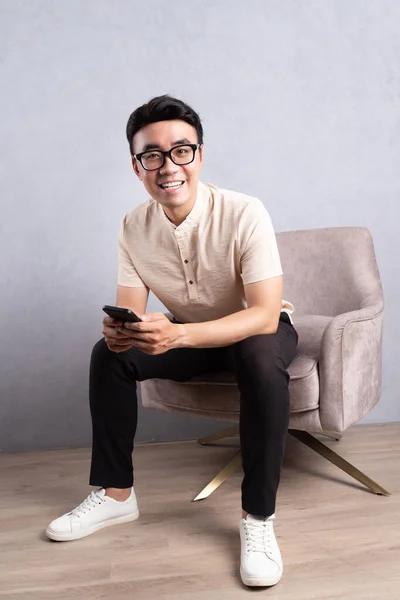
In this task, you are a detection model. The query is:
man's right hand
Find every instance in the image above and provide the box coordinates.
[102,316,136,353]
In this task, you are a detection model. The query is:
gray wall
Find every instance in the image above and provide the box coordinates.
[1,1,399,452]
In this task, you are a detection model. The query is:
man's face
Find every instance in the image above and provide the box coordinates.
[131,120,203,212]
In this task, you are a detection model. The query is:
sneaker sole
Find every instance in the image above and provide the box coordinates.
[45,509,140,542]
[240,567,283,587]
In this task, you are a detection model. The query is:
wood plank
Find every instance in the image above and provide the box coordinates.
[0,423,399,599]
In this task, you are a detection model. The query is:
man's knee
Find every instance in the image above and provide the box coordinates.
[90,337,140,383]
[235,336,280,377]
[234,337,290,421]
[90,337,114,370]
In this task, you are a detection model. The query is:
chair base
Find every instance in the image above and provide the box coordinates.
[289,429,390,496]
[193,426,390,501]
[192,450,242,501]
[197,425,240,446]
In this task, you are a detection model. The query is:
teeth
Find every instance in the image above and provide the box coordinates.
[161,182,183,189]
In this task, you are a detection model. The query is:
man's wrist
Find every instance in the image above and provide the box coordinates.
[173,323,190,349]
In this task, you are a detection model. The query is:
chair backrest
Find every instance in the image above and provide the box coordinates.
[276,227,383,317]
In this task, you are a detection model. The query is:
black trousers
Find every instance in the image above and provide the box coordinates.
[89,313,298,517]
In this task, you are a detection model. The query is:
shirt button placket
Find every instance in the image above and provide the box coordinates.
[181,236,197,299]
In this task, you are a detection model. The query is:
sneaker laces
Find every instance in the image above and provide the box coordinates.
[243,517,274,553]
[70,489,106,517]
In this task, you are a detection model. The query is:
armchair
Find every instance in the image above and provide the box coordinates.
[140,227,389,500]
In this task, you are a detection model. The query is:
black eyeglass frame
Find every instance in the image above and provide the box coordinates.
[133,143,201,171]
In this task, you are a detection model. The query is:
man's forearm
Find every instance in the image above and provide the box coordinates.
[175,307,280,349]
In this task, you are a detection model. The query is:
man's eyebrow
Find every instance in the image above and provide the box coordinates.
[140,138,192,153]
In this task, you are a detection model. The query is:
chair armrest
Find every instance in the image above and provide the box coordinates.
[318,302,384,433]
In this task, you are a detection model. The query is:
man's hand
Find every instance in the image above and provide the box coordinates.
[102,315,138,353]
[116,313,183,355]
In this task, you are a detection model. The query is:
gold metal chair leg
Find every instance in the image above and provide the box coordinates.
[289,430,390,496]
[198,425,239,446]
[193,451,242,501]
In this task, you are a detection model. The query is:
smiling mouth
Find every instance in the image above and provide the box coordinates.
[159,181,185,190]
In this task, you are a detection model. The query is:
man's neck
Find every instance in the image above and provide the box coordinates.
[163,195,197,227]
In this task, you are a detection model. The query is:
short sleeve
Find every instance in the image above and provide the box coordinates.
[117,218,147,288]
[238,199,283,285]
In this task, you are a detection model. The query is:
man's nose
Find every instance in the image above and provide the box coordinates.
[159,155,180,175]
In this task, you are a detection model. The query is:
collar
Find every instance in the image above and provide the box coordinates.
[162,181,210,231]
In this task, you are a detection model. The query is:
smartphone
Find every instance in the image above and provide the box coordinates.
[102,305,142,323]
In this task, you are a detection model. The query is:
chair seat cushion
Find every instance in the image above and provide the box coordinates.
[140,315,332,416]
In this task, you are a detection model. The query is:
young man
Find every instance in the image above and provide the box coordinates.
[46,95,298,588]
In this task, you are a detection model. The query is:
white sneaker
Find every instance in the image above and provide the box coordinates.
[45,488,139,542]
[239,513,283,587]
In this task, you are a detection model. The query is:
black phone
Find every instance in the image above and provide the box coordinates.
[102,305,142,323]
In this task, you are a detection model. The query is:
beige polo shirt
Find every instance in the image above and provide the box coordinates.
[118,181,294,324]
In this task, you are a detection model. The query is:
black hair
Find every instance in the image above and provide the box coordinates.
[126,94,204,155]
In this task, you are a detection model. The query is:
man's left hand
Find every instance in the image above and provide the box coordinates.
[117,313,183,355]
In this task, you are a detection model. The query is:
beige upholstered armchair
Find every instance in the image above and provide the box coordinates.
[140,227,389,500]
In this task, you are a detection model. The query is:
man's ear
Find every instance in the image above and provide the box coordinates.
[198,144,204,169]
[131,156,142,180]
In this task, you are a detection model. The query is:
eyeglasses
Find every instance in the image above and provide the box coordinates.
[134,143,201,171]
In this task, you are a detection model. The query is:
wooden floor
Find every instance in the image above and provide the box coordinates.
[0,423,399,599]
